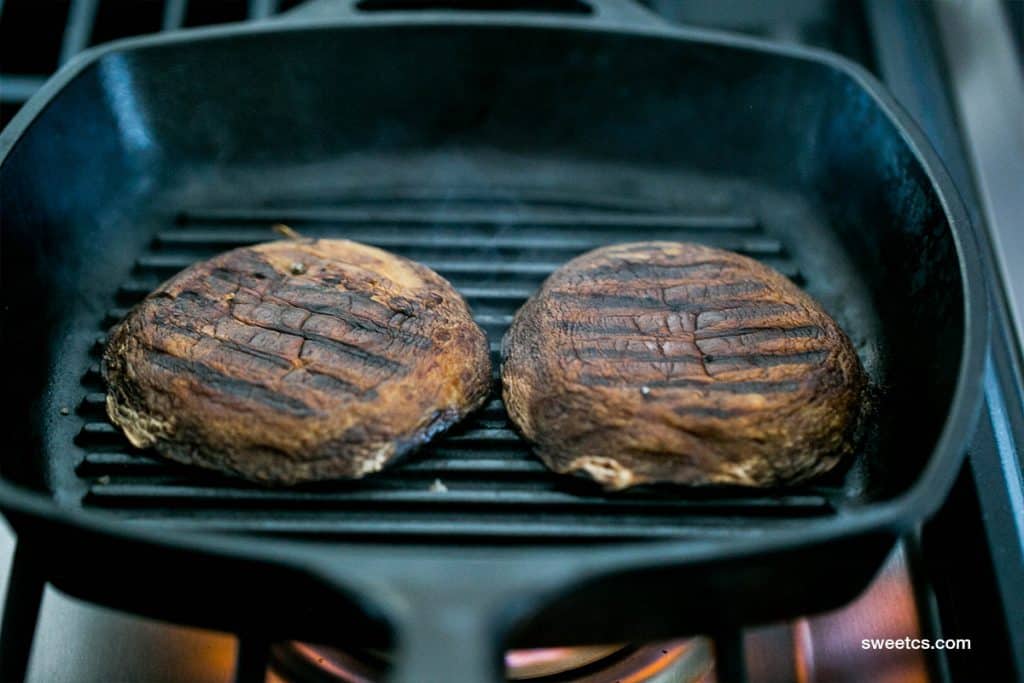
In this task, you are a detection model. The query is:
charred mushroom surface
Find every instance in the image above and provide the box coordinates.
[501,242,866,489]
[104,239,492,485]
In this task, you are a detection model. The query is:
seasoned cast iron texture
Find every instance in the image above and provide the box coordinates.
[0,3,986,681]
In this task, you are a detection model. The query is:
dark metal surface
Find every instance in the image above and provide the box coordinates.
[71,199,839,541]
[865,1,1024,679]
[0,2,989,681]
[0,0,298,128]
[234,635,271,683]
[936,0,1024,353]
[0,544,45,683]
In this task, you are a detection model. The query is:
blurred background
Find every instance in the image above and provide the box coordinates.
[4,0,1019,130]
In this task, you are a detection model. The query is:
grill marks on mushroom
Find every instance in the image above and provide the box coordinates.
[501,242,866,489]
[103,239,492,485]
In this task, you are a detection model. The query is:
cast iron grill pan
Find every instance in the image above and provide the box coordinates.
[0,3,985,681]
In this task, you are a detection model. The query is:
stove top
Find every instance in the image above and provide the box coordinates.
[1,1,1021,682]
[0,525,937,683]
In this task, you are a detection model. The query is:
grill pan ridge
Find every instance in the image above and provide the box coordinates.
[0,4,986,682]
[74,191,842,541]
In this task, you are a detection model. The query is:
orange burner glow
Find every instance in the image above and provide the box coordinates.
[269,638,711,682]
[238,546,928,683]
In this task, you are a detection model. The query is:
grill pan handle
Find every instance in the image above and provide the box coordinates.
[388,582,508,682]
[314,555,584,683]
[283,0,672,30]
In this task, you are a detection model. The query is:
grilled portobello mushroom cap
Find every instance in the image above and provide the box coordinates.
[501,242,866,489]
[104,238,492,485]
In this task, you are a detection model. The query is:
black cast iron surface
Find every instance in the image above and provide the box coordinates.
[72,177,856,540]
[0,3,987,681]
